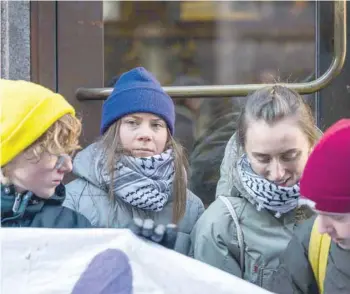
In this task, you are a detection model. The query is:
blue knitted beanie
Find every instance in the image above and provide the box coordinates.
[100,67,175,135]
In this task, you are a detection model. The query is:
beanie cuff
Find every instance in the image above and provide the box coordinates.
[1,94,74,166]
[309,197,350,213]
[101,88,174,135]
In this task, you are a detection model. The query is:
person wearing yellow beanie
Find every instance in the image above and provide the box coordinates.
[1,79,91,228]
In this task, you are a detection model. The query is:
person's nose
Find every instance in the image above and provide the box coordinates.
[136,124,152,142]
[55,155,73,174]
[267,160,285,183]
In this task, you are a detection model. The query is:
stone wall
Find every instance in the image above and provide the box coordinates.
[1,0,30,80]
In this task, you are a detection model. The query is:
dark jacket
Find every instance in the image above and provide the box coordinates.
[268,216,350,294]
[189,112,238,207]
[1,184,91,228]
[174,105,196,154]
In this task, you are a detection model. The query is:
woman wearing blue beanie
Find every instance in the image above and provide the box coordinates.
[63,67,205,255]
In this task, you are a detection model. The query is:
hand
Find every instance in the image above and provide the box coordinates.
[128,218,178,250]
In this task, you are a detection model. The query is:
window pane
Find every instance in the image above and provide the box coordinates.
[104,1,314,85]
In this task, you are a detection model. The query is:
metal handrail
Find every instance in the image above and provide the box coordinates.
[76,0,346,100]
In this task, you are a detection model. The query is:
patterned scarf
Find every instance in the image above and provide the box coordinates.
[101,149,174,211]
[237,154,300,218]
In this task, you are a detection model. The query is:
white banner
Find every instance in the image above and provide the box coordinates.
[1,228,272,294]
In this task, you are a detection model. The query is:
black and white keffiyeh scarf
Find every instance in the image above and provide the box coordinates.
[101,149,175,211]
[237,154,300,218]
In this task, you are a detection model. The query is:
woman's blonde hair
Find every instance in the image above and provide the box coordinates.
[100,120,188,224]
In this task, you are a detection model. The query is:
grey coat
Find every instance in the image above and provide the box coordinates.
[63,143,205,255]
[190,133,313,288]
[268,216,350,294]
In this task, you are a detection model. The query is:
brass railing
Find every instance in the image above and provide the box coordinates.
[76,0,346,100]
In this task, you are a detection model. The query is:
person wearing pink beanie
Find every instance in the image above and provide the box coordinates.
[268,119,350,294]
[301,119,350,215]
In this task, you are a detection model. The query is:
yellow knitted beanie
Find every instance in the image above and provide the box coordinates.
[0,79,75,166]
